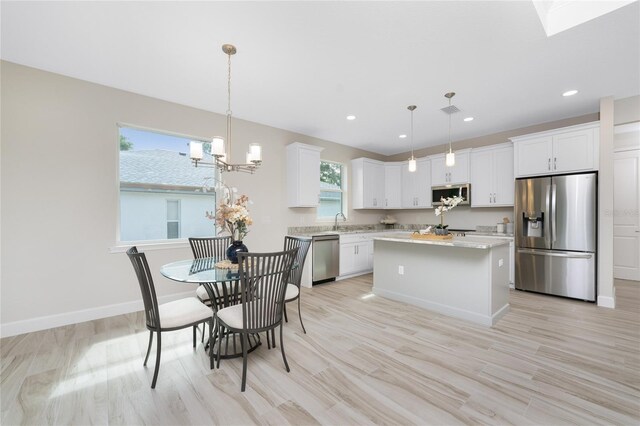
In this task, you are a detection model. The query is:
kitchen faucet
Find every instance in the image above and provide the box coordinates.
[333,212,346,231]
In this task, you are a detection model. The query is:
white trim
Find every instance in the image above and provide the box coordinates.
[110,239,191,253]
[509,121,599,142]
[373,287,508,327]
[0,290,196,338]
[597,295,615,309]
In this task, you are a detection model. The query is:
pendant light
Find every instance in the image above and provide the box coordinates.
[445,92,456,167]
[407,105,417,172]
[189,44,262,174]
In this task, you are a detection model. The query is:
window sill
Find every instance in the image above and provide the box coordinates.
[110,239,191,253]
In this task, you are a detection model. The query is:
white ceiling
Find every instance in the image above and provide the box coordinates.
[1,1,638,155]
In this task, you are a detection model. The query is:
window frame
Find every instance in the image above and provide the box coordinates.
[113,123,215,251]
[166,199,181,239]
[317,160,348,221]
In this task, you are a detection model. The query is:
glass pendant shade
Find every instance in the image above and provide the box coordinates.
[408,157,417,172]
[190,141,203,160]
[249,143,262,162]
[246,152,254,164]
[446,151,456,167]
[211,137,226,156]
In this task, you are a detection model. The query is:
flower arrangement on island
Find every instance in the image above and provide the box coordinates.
[434,195,464,233]
[207,194,253,241]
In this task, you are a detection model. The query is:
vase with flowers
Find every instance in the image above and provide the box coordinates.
[207,194,253,263]
[434,195,464,235]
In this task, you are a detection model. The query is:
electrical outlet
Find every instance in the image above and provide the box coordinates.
[398,265,404,275]
[499,258,504,267]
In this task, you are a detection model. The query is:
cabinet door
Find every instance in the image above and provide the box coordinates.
[363,161,384,208]
[401,162,417,208]
[339,243,357,276]
[287,144,322,207]
[470,150,494,207]
[430,156,447,186]
[415,158,432,208]
[384,164,402,208]
[493,146,515,206]
[353,241,371,273]
[553,129,596,173]
[449,151,469,184]
[515,137,553,177]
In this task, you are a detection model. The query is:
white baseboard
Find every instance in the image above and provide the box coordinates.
[373,287,505,327]
[0,290,195,338]
[597,295,616,308]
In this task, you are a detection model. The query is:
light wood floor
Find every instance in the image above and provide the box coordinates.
[2,276,639,425]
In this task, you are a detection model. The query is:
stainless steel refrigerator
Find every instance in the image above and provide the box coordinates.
[515,172,597,301]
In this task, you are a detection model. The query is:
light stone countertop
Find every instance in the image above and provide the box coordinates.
[373,233,511,249]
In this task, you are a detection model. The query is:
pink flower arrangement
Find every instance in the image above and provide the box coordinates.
[207,194,253,241]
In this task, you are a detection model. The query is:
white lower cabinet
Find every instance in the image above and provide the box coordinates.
[339,234,378,277]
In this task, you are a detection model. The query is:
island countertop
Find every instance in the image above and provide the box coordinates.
[373,233,511,249]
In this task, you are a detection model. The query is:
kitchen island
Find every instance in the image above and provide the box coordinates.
[373,233,511,326]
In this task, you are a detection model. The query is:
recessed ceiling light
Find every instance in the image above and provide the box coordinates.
[463,117,474,122]
[346,115,356,120]
[399,134,407,139]
[562,90,578,97]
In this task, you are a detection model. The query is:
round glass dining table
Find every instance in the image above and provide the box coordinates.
[160,257,262,360]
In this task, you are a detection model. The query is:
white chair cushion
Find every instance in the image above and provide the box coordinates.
[159,297,212,329]
[195,282,234,302]
[196,285,210,301]
[285,284,299,301]
[216,303,245,330]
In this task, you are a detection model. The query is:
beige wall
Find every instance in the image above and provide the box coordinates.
[0,61,386,334]
[614,95,640,125]
[1,60,624,334]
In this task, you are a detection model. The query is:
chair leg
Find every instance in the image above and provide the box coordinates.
[209,319,214,370]
[271,328,276,349]
[144,330,153,366]
[193,325,197,348]
[201,322,206,343]
[151,332,161,389]
[279,324,290,373]
[241,333,248,392]
[266,331,271,350]
[284,303,288,323]
[216,324,223,369]
[297,297,307,334]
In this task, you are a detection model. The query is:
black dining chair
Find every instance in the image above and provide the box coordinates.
[283,236,312,333]
[188,236,232,342]
[127,247,214,388]
[215,248,298,392]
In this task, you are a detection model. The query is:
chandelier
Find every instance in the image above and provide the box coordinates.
[189,44,262,174]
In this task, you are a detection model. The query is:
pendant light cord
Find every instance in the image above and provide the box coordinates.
[448,97,452,154]
[410,108,414,159]
[226,50,232,162]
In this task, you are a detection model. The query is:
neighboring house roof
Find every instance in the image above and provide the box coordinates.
[120,149,214,189]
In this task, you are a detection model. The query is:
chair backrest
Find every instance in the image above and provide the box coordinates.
[126,247,161,330]
[237,248,298,332]
[189,236,232,259]
[283,236,312,288]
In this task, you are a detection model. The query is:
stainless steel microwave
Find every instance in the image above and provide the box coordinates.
[432,184,470,205]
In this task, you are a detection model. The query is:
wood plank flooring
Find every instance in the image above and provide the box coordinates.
[2,276,639,425]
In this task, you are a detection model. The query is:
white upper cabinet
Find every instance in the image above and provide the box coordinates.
[286,143,324,207]
[470,143,514,207]
[384,162,402,209]
[352,158,385,209]
[431,150,470,186]
[511,122,599,177]
[401,158,431,208]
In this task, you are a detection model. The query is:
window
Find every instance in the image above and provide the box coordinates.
[318,161,345,219]
[118,125,215,243]
[166,200,181,239]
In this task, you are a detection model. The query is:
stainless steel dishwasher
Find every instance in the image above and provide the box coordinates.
[312,234,340,284]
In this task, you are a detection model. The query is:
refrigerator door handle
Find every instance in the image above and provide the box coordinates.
[517,249,593,259]
[551,183,557,244]
[545,184,552,248]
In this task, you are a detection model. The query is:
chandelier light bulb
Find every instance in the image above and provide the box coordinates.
[446,151,456,167]
[190,141,203,160]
